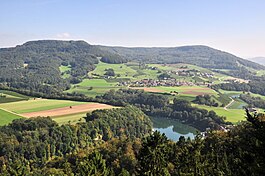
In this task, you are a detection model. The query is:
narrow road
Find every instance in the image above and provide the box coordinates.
[224,97,234,111]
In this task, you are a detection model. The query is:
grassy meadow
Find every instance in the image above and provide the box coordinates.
[193,104,246,123]
[0,99,87,114]
[0,109,24,126]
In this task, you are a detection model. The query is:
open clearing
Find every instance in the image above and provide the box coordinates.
[0,108,23,126]
[52,112,87,124]
[0,99,87,114]
[21,103,114,118]
[193,104,246,123]
[0,98,116,125]
[0,90,30,103]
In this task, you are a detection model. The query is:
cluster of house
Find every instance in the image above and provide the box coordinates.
[168,69,214,78]
[118,78,195,87]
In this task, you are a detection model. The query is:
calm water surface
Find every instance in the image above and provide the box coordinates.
[150,116,199,141]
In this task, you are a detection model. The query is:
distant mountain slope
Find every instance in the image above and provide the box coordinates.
[247,57,265,66]
[0,40,264,95]
[0,40,125,95]
[98,45,265,70]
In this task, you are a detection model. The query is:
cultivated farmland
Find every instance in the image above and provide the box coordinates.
[0,99,115,125]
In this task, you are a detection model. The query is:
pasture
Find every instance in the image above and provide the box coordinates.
[0,109,23,126]
[52,112,87,124]
[0,99,116,125]
[21,103,114,118]
[0,99,86,114]
[89,61,137,78]
[193,104,246,123]
[0,90,30,103]
[66,79,120,97]
[59,65,71,78]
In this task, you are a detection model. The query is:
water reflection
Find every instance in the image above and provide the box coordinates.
[150,116,199,141]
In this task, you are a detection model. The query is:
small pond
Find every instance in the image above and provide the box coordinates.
[150,116,199,141]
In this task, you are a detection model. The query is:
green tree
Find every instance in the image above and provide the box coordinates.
[137,131,170,176]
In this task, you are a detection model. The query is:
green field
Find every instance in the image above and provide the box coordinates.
[193,104,246,123]
[0,109,23,126]
[78,79,117,87]
[256,70,265,76]
[52,112,87,125]
[65,61,238,98]
[89,61,137,78]
[59,65,71,78]
[0,99,87,114]
[228,98,248,109]
[66,79,120,97]
[0,90,30,103]
[0,99,114,125]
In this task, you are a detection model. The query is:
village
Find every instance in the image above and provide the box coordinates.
[118,78,195,87]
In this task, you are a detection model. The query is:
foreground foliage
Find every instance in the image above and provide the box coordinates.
[0,107,264,175]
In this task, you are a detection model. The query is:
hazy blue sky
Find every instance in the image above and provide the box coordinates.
[1,0,265,58]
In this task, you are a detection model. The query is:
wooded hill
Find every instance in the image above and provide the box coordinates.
[98,45,264,69]
[0,40,124,95]
[0,40,264,95]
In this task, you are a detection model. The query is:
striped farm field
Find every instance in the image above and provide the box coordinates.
[21,103,114,118]
[0,98,116,125]
[0,99,87,114]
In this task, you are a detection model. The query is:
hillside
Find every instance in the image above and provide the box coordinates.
[99,45,265,70]
[0,40,264,96]
[0,40,124,95]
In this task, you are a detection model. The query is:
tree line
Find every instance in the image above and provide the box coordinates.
[0,108,264,175]
[99,89,229,131]
[0,106,151,175]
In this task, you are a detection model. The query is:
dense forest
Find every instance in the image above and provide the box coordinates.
[99,89,228,131]
[240,93,265,109]
[0,107,264,175]
[0,40,126,95]
[0,106,151,175]
[193,94,219,107]
[98,45,264,70]
[213,77,265,96]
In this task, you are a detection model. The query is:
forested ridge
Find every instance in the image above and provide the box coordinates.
[0,40,125,95]
[0,40,264,96]
[98,45,264,70]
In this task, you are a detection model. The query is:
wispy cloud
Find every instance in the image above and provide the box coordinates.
[56,32,71,39]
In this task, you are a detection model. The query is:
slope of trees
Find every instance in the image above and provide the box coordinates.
[99,45,264,70]
[99,89,228,131]
[193,94,219,107]
[0,40,125,95]
[240,93,265,109]
[0,106,151,175]
[213,78,265,96]
[0,109,264,175]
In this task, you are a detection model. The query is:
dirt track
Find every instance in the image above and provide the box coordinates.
[21,103,114,118]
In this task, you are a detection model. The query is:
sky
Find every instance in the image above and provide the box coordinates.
[0,0,265,58]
